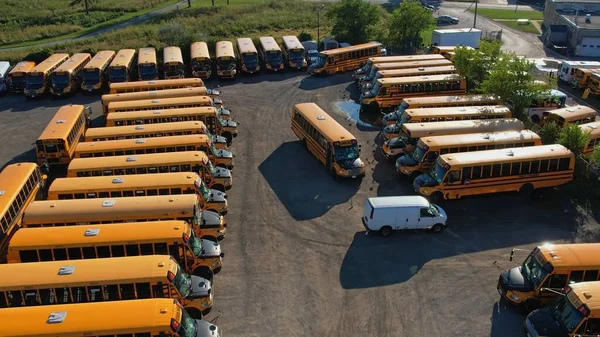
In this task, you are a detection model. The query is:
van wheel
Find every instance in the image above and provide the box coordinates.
[213,184,225,192]
[431,224,444,233]
[410,171,422,180]
[187,308,203,319]
[379,226,393,237]
[519,183,533,197]
[430,192,443,204]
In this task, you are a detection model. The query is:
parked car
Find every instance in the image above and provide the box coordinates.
[306,49,319,65]
[423,4,435,11]
[437,15,459,24]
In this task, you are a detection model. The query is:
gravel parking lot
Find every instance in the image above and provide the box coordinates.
[0,72,597,336]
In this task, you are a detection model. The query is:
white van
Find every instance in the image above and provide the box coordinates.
[362,196,447,236]
[0,61,10,93]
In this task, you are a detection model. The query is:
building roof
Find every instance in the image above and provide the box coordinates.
[559,13,600,29]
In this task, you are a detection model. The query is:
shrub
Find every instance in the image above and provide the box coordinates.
[540,121,559,145]
[298,31,313,42]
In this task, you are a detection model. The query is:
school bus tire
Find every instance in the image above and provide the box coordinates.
[216,163,227,168]
[213,184,225,192]
[213,265,222,274]
[430,192,443,204]
[193,265,214,279]
[379,226,393,237]
[223,132,233,145]
[519,183,533,197]
[187,307,203,319]
[368,101,379,112]
[530,115,540,124]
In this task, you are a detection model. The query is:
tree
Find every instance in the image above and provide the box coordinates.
[70,0,98,14]
[453,40,501,90]
[539,121,559,145]
[326,0,383,45]
[387,0,436,52]
[593,145,600,165]
[558,124,588,157]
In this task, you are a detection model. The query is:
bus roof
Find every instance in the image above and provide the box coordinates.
[378,65,456,77]
[106,106,218,122]
[546,89,568,98]
[109,49,136,68]
[402,95,502,106]
[102,87,209,105]
[380,73,463,85]
[8,61,36,75]
[23,194,198,224]
[282,36,304,50]
[579,121,600,138]
[320,42,381,56]
[138,47,157,64]
[570,281,600,310]
[37,105,85,141]
[403,118,525,137]
[163,46,183,64]
[49,172,202,195]
[419,130,541,148]
[216,41,236,59]
[368,196,429,208]
[107,95,212,111]
[109,78,204,91]
[83,50,115,70]
[259,36,281,52]
[84,120,206,139]
[406,105,510,118]
[68,151,209,172]
[0,62,10,75]
[373,59,454,71]
[75,134,212,153]
[54,53,91,73]
[0,255,178,290]
[0,163,40,227]
[547,105,597,120]
[191,41,210,60]
[9,220,191,250]
[538,243,600,270]
[0,298,181,337]
[294,103,356,143]
[29,53,69,74]
[575,67,600,74]
[237,38,258,54]
[439,144,572,166]
[366,54,445,65]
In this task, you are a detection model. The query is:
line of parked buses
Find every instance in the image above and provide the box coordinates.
[0,76,252,336]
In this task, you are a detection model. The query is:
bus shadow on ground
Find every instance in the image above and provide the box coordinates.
[3,148,36,169]
[4,94,99,113]
[490,298,526,337]
[212,71,306,87]
[258,140,361,221]
[298,74,354,91]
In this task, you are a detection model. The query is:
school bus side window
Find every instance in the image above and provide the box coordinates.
[544,274,567,288]
[583,318,600,335]
[584,269,599,281]
[570,270,584,283]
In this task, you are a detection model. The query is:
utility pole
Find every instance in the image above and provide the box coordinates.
[473,0,478,28]
[317,4,325,51]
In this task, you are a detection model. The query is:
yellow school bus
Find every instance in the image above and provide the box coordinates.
[108,48,136,84]
[396,130,542,179]
[215,41,237,79]
[0,255,214,317]
[106,95,213,115]
[67,151,232,192]
[0,163,46,260]
[442,51,455,61]
[48,172,229,214]
[414,144,574,202]
[499,243,600,314]
[310,42,382,76]
[101,87,215,115]
[361,74,467,110]
[7,221,224,274]
[7,61,35,93]
[137,47,158,80]
[282,35,307,70]
[381,118,525,160]
[81,50,115,92]
[22,194,227,240]
[35,104,90,166]
[0,298,221,337]
[163,46,185,79]
[588,73,600,97]
[190,41,212,79]
[105,107,238,145]
[357,59,455,88]
[354,54,446,79]
[24,53,69,98]
[258,36,284,72]
[580,121,600,155]
[573,67,600,89]
[109,77,203,94]
[50,53,92,96]
[291,103,365,180]
[543,105,597,127]
[84,121,208,141]
[361,65,457,92]
[381,105,512,140]
[237,37,260,74]
[525,280,600,336]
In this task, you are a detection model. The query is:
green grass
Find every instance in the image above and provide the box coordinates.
[468,8,543,20]
[496,19,541,34]
[421,26,435,46]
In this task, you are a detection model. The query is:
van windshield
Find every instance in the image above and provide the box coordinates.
[429,204,440,216]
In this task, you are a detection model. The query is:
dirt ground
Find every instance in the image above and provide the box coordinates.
[0,72,597,337]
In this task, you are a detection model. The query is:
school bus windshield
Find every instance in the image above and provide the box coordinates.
[109,67,127,82]
[26,74,44,88]
[82,69,99,84]
[242,53,258,66]
[196,178,211,201]
[429,161,448,184]
[413,144,427,163]
[52,73,69,85]
[364,81,381,97]
[188,231,204,256]
[139,64,157,78]
[334,144,359,162]
[207,160,217,176]
[180,305,199,337]
[315,54,327,68]
[289,49,304,61]
[549,294,584,333]
[266,51,282,64]
[173,263,192,297]
[522,252,549,289]
[192,60,211,72]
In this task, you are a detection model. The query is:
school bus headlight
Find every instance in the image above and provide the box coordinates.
[266,64,272,69]
[509,293,520,301]
[402,168,411,174]
[212,260,220,268]
[201,302,210,308]
[422,189,429,194]
[338,170,345,175]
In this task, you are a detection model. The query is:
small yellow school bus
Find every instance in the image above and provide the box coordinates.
[108,48,136,84]
[215,41,237,79]
[137,47,158,80]
[50,53,92,96]
[22,194,227,240]
[499,243,600,314]
[543,105,597,127]
[414,144,574,202]
[396,130,542,179]
[24,53,69,98]
[361,74,467,110]
[282,35,306,70]
[259,36,284,72]
[361,65,457,92]
[291,103,365,180]
[109,77,203,94]
[354,54,446,79]
[7,220,224,274]
[357,59,455,88]
[7,61,35,93]
[237,37,260,74]
[310,42,382,76]
[190,41,212,79]
[580,121,600,155]
[35,104,90,166]
[163,46,185,79]
[84,121,208,142]
[81,50,115,92]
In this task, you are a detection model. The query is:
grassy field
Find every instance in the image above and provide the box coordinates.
[0,0,175,46]
[468,8,543,20]
[497,19,541,34]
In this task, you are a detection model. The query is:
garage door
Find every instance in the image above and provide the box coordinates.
[577,37,600,57]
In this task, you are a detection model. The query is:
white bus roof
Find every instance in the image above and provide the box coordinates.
[368,196,429,208]
[0,62,11,76]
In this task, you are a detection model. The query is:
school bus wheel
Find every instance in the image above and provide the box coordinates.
[519,183,533,196]
[186,307,203,319]
[213,265,222,274]
[193,265,214,280]
[216,163,227,169]
[223,132,233,145]
[379,226,393,237]
[212,184,225,192]
[368,101,379,111]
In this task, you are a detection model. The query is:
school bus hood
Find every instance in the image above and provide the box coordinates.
[214,167,231,178]
[208,189,227,202]
[196,319,221,337]
[201,238,223,258]
[525,308,568,337]
[189,275,212,299]
[500,267,531,291]
[201,210,223,226]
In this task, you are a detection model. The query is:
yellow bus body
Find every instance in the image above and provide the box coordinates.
[588,73,600,96]
[354,54,446,79]
[137,47,158,81]
[35,104,89,166]
[81,50,115,92]
[573,67,600,89]
[101,87,216,115]
[215,41,237,79]
[362,65,457,92]
[282,35,306,70]
[357,59,455,87]
[50,53,92,96]
[580,121,600,155]
[190,41,212,79]
[7,61,36,93]
[291,103,365,179]
[24,53,69,97]
[163,46,185,79]
[544,105,597,127]
[106,95,213,115]
[109,77,204,94]
[311,42,382,75]
[84,120,207,141]
[259,36,284,72]
[108,49,136,84]
[237,37,260,74]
